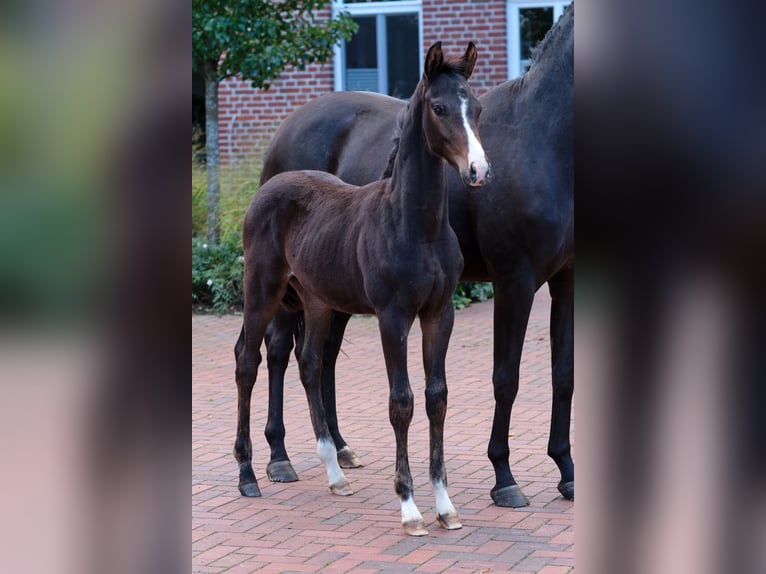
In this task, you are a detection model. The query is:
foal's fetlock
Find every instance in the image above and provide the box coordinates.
[238,463,261,497]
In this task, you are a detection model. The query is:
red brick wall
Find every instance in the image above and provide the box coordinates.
[422,0,508,95]
[218,62,334,166]
[217,1,508,167]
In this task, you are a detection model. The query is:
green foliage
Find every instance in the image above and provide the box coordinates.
[192,235,245,314]
[453,282,495,310]
[193,0,358,89]
[192,160,260,239]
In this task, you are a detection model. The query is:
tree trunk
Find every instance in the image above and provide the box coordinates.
[204,62,220,244]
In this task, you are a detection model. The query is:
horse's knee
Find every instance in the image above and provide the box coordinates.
[425,380,447,420]
[389,385,414,426]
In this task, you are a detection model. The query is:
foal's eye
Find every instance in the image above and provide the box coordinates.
[432,104,444,116]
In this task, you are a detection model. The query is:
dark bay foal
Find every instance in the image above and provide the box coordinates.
[233,42,490,536]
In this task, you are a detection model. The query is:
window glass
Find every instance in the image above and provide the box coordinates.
[345,16,378,92]
[519,7,553,73]
[385,14,419,98]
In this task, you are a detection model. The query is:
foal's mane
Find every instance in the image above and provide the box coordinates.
[381,54,472,179]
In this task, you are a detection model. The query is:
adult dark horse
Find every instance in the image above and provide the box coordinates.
[234,42,490,536]
[260,5,574,507]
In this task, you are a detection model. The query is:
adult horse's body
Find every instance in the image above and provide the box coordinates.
[260,5,574,506]
[234,43,490,536]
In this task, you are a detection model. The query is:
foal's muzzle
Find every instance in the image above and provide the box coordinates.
[465,157,490,187]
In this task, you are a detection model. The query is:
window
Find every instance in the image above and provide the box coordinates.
[507,1,571,78]
[332,1,422,99]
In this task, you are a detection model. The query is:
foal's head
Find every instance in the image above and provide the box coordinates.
[419,42,490,187]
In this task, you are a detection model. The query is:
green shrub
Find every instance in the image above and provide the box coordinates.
[192,235,245,313]
[453,281,495,310]
[192,161,261,240]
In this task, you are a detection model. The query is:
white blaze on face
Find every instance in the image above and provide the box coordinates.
[460,95,489,182]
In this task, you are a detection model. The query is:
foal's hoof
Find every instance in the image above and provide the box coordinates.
[402,519,429,537]
[238,481,262,498]
[267,460,299,483]
[558,480,574,501]
[436,512,463,530]
[490,484,529,507]
[337,446,364,469]
[330,481,353,496]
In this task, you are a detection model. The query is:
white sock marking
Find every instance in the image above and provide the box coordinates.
[316,438,346,487]
[433,480,456,517]
[400,496,423,524]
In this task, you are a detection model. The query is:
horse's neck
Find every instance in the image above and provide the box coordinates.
[388,100,449,241]
[524,24,573,115]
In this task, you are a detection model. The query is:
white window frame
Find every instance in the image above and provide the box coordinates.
[331,0,423,94]
[506,1,570,79]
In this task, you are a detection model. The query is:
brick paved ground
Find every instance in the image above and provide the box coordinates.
[193,292,574,573]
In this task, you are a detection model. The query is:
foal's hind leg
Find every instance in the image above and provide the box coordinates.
[234,325,262,497]
[297,305,351,496]
[234,258,288,497]
[379,310,426,535]
[263,307,299,483]
[421,306,462,530]
[548,267,574,500]
[322,311,364,468]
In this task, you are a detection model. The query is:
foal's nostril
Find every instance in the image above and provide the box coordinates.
[470,164,477,184]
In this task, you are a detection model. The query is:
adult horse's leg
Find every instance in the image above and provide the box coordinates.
[487,274,536,507]
[548,267,575,500]
[296,305,352,496]
[321,311,364,468]
[263,307,300,483]
[420,306,462,530]
[379,309,426,536]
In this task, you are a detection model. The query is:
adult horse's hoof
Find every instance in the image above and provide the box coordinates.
[490,484,529,507]
[558,480,574,501]
[337,446,364,468]
[330,481,353,496]
[436,512,463,530]
[266,459,299,483]
[402,519,429,536]
[238,481,262,497]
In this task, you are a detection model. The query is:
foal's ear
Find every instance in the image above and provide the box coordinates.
[460,41,478,79]
[424,42,444,81]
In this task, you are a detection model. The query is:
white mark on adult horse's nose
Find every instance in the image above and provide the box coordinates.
[460,96,489,186]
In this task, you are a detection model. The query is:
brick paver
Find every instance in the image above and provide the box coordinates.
[193,292,574,573]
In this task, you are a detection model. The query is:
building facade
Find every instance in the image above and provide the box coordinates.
[197,0,571,166]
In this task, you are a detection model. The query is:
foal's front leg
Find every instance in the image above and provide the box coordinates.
[378,310,427,536]
[421,305,462,530]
